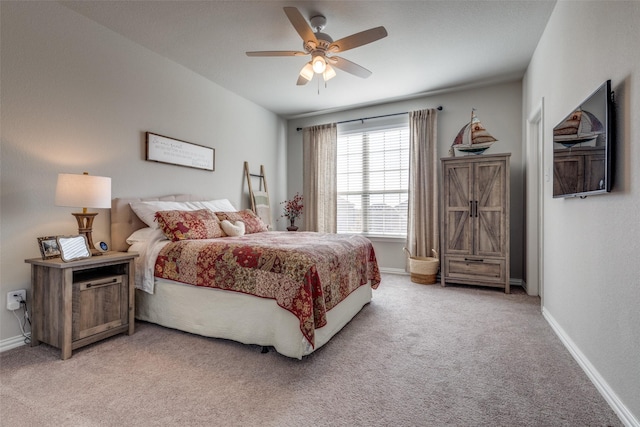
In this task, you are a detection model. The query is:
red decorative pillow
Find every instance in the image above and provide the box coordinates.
[215,210,268,234]
[155,209,226,241]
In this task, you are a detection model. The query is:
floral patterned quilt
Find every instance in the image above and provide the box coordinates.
[154,231,381,347]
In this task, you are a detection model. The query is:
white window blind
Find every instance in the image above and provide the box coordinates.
[337,115,410,237]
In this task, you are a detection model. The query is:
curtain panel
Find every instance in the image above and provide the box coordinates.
[407,109,439,262]
[303,123,337,233]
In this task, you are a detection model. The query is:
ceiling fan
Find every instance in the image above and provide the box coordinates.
[246,7,388,86]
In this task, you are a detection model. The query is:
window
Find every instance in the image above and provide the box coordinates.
[337,116,409,237]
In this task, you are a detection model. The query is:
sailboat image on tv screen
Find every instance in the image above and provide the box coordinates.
[451,109,498,155]
[553,108,603,148]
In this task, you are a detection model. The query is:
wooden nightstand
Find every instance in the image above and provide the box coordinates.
[25,252,138,359]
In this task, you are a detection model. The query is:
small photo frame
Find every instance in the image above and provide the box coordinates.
[57,235,92,262]
[38,236,61,260]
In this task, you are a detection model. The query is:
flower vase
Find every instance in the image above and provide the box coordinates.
[287,218,298,231]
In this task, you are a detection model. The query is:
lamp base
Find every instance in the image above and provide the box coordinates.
[71,212,103,256]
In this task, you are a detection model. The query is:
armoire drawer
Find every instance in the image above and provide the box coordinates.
[444,256,506,283]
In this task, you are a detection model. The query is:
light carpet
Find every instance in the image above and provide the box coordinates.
[0,274,622,426]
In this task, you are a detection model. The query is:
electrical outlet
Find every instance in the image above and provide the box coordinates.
[6,290,26,311]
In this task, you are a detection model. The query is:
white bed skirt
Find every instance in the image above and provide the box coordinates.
[136,279,373,359]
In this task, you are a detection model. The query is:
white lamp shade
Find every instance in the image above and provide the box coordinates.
[323,64,336,81]
[299,62,314,81]
[55,173,112,209]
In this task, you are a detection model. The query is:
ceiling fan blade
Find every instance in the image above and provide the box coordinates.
[246,51,307,57]
[283,7,318,45]
[329,26,388,53]
[330,56,372,79]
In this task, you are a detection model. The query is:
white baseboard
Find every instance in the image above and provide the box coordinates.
[543,308,639,427]
[0,333,30,353]
[510,278,524,288]
[379,267,408,275]
[380,271,525,291]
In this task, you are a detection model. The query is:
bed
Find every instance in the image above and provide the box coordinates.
[111,195,381,359]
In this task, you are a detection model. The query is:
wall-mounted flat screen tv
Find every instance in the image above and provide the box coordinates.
[553,80,614,198]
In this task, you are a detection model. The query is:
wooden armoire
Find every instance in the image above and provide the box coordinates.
[440,153,510,293]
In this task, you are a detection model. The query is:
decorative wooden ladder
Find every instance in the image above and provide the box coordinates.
[244,161,271,228]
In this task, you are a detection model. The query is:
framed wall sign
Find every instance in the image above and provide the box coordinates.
[146,132,215,171]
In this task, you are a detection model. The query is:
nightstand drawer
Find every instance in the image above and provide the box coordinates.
[74,275,126,340]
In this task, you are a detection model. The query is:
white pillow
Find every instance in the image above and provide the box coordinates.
[130,201,201,228]
[220,220,245,237]
[127,241,147,253]
[130,199,236,229]
[125,227,166,244]
[192,199,237,213]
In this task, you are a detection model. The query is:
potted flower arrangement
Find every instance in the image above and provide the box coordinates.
[281,193,303,231]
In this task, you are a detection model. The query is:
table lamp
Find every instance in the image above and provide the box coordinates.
[55,172,111,255]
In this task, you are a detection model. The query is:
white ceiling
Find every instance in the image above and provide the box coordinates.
[60,1,556,118]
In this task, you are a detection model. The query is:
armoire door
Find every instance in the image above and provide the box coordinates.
[473,159,507,258]
[442,161,472,256]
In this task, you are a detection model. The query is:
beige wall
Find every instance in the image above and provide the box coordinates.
[287,81,524,276]
[523,1,640,423]
[0,2,287,342]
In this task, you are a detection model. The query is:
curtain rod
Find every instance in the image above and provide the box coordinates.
[296,106,442,131]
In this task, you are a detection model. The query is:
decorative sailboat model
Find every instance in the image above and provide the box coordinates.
[451,109,498,155]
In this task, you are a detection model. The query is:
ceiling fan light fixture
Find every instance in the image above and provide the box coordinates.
[323,64,336,81]
[247,7,388,86]
[312,55,326,74]
[299,62,314,81]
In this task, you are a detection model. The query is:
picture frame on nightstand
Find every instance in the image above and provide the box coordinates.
[57,235,92,262]
[37,235,61,259]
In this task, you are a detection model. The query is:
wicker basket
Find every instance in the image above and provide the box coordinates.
[404,248,439,285]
